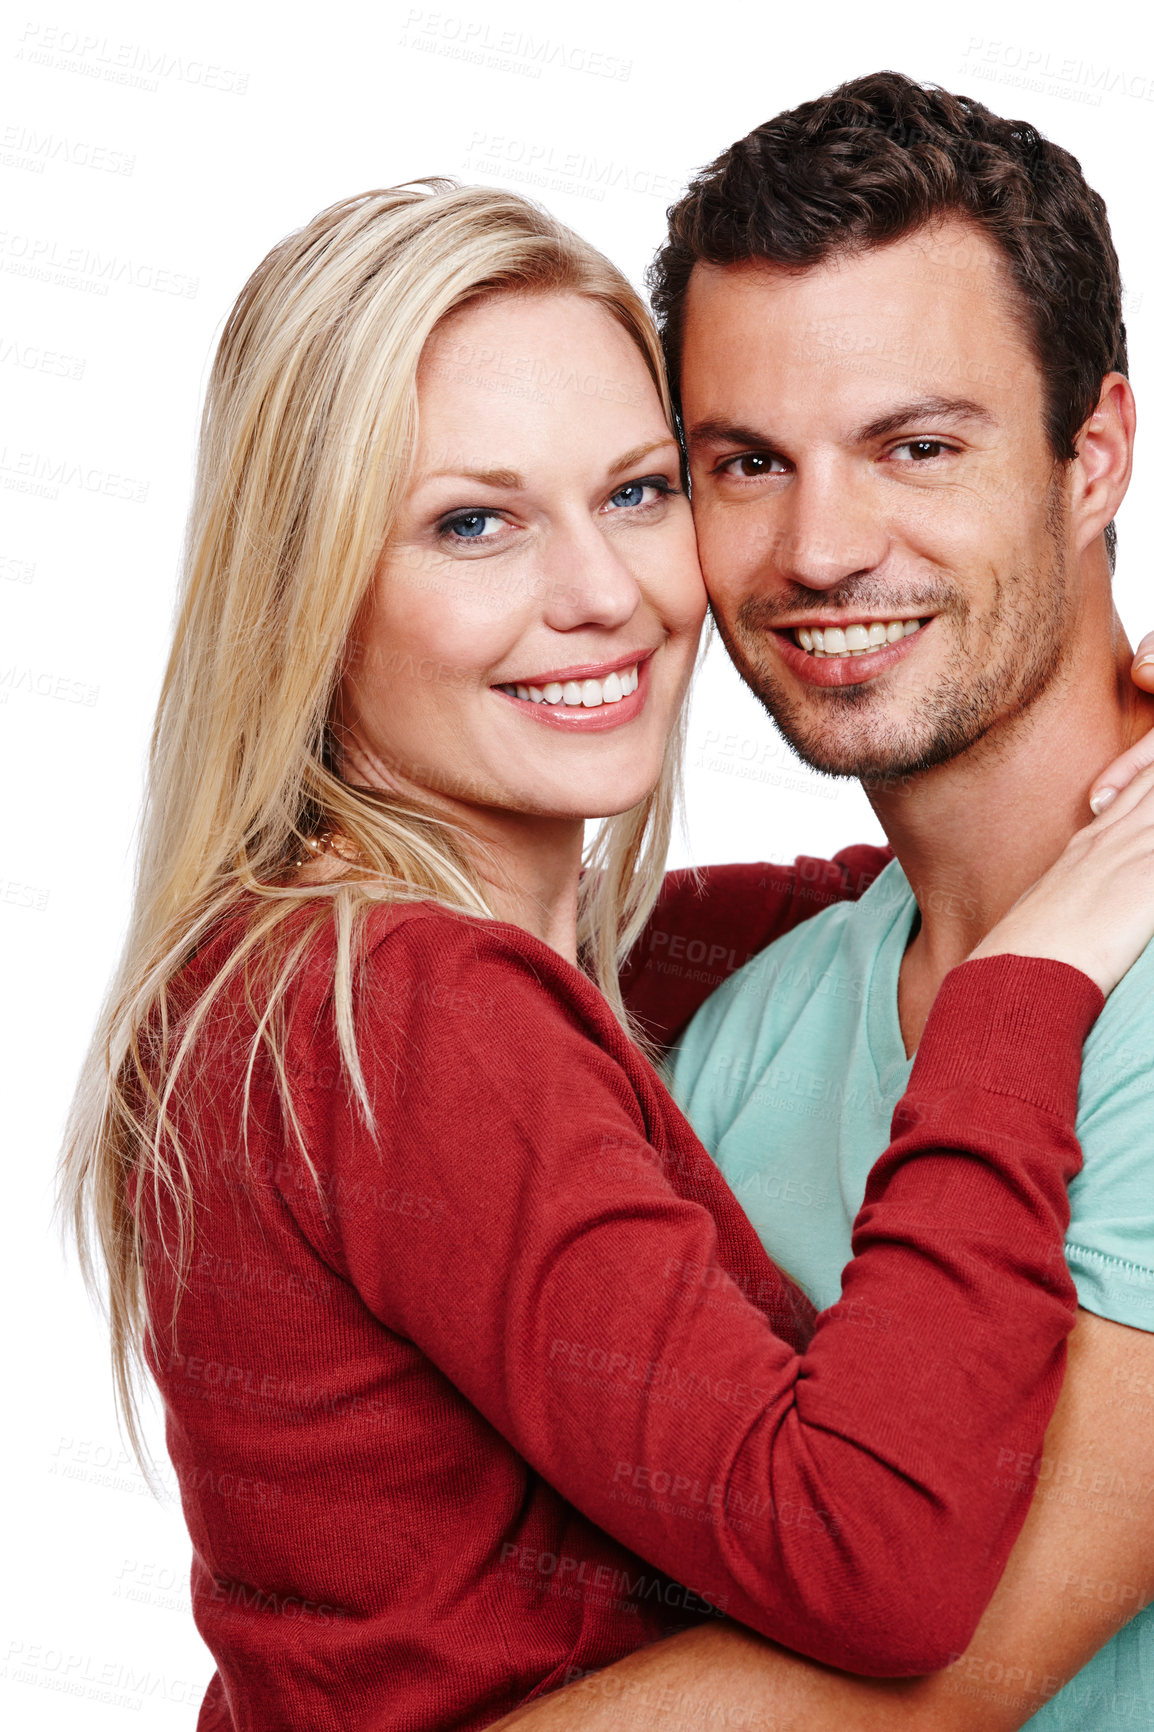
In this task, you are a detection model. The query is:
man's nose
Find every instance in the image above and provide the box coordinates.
[772,461,889,590]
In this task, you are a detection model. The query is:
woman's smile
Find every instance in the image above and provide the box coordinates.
[338,290,706,825]
[492,648,651,728]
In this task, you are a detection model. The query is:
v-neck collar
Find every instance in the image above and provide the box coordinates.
[863,861,920,1096]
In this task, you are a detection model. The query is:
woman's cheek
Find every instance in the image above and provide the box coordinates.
[663,560,709,642]
[660,515,710,626]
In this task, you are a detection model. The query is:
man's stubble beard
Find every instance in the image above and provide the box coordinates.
[711,492,1073,782]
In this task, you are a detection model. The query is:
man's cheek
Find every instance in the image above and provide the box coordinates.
[694,513,775,603]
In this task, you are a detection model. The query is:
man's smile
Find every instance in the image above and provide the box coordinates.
[791,618,926,657]
[769,617,932,687]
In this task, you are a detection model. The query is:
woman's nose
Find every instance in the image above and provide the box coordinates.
[538,517,643,632]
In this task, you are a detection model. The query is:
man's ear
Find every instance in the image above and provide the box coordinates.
[1071,372,1135,557]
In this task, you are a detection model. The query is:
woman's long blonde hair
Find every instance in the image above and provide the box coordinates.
[58,182,692,1466]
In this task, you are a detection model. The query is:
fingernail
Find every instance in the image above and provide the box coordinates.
[1089,787,1118,815]
[1136,657,1154,672]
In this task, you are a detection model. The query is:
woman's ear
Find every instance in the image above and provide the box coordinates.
[1071,373,1135,558]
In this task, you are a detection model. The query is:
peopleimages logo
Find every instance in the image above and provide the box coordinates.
[0,122,135,176]
[0,447,148,503]
[398,10,632,82]
[15,21,250,95]
[961,36,1154,105]
[463,132,680,204]
[0,336,85,380]
[498,1540,728,1617]
[0,230,197,298]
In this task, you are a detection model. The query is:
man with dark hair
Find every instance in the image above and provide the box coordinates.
[498,74,1154,1730]
[661,72,1154,1729]
[652,72,1126,557]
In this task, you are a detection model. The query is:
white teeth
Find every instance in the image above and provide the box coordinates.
[503,663,639,708]
[794,620,923,659]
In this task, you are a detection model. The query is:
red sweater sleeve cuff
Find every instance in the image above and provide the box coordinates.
[909,954,1104,1124]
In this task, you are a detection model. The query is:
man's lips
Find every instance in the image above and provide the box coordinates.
[770,619,932,687]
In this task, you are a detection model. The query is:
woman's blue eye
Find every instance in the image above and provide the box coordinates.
[444,511,499,540]
[608,478,669,510]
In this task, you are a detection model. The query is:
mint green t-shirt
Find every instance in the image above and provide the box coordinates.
[671,860,1154,1729]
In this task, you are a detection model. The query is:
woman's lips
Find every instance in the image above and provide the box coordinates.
[492,655,651,731]
[773,620,931,687]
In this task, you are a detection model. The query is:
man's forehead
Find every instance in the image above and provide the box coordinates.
[688,214,1004,284]
[679,222,1036,417]
[682,221,1022,335]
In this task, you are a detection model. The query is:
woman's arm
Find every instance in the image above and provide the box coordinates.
[619,844,892,1050]
[288,912,1096,1676]
[491,1308,1154,1732]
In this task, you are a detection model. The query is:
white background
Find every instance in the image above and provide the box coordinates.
[3,0,1153,1720]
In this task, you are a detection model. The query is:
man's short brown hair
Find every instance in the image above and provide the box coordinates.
[649,71,1127,562]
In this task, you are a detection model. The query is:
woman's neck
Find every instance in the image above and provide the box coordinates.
[296,803,587,967]
[471,811,585,964]
[323,733,589,962]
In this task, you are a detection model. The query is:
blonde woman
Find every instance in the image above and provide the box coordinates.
[60,184,1154,1731]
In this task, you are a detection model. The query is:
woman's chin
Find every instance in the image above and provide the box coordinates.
[500,772,660,823]
[569,769,663,820]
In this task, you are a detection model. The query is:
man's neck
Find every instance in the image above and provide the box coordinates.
[869,604,1154,1055]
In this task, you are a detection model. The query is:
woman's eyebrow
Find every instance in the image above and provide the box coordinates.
[422,465,524,488]
[608,437,681,476]
[417,439,680,492]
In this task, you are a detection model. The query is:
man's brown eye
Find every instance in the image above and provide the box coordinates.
[903,441,945,460]
[735,455,774,475]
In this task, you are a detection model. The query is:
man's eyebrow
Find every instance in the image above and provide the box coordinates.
[686,399,995,452]
[685,419,772,449]
[852,396,995,443]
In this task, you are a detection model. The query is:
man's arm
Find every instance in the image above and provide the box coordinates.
[491,1309,1154,1730]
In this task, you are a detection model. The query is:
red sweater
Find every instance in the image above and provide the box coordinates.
[137,849,1101,1730]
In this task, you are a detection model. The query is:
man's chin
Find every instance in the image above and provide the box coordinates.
[756,688,983,784]
[729,637,1015,782]
[777,735,926,782]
